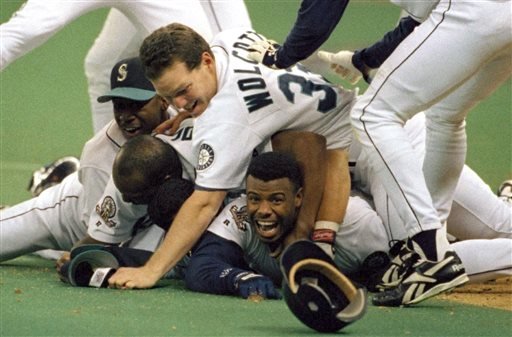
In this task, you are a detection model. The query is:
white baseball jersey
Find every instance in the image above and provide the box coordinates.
[390,0,438,22]
[88,119,197,245]
[1,0,252,132]
[206,192,511,286]
[0,119,130,261]
[351,0,512,238]
[0,116,195,261]
[193,29,356,190]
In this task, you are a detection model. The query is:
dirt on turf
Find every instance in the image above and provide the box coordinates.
[438,277,512,311]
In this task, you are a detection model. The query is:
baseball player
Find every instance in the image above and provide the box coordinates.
[1,0,252,132]
[349,1,511,306]
[0,57,190,263]
[182,152,511,302]
[97,114,509,298]
[107,24,359,290]
[250,0,511,305]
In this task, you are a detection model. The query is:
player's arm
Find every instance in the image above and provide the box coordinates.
[352,16,420,77]
[311,148,350,256]
[108,189,226,289]
[185,232,280,299]
[249,0,349,69]
[271,131,327,245]
[318,16,420,83]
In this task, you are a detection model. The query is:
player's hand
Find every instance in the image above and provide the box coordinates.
[55,251,71,273]
[108,266,160,289]
[234,272,281,299]
[153,110,192,136]
[317,50,362,85]
[248,39,281,69]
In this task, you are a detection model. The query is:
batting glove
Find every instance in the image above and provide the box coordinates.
[317,50,362,85]
[248,39,281,69]
[234,272,281,299]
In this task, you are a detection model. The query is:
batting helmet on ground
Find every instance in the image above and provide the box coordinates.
[61,245,153,287]
[280,240,367,332]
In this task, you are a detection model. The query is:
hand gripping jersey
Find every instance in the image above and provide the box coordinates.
[192,29,357,191]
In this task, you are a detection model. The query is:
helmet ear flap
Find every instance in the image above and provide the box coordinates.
[280,240,367,333]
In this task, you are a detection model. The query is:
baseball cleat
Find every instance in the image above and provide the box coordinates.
[372,251,469,307]
[376,240,418,290]
[28,156,80,197]
[497,180,512,204]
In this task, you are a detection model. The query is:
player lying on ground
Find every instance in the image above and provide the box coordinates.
[0,57,179,263]
[80,141,510,305]
[107,24,359,289]
[58,126,329,286]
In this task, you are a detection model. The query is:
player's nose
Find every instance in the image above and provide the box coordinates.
[257,200,273,216]
[172,96,188,110]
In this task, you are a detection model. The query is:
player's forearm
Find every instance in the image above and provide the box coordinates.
[185,232,248,295]
[316,149,350,224]
[273,131,327,238]
[144,190,227,278]
[352,16,420,73]
[277,0,349,68]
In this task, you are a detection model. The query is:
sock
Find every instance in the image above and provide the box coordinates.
[411,228,452,261]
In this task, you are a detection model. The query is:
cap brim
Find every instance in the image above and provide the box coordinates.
[97,87,156,103]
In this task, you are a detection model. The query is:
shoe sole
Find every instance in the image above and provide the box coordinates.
[405,273,469,305]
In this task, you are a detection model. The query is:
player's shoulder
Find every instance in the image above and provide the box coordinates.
[80,120,125,164]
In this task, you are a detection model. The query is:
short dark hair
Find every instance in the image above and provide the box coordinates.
[114,135,183,186]
[140,23,212,80]
[148,178,194,231]
[246,152,303,192]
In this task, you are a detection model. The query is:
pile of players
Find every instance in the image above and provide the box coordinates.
[1,0,510,332]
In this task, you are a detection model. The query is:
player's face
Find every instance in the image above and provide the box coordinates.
[113,96,168,139]
[246,176,303,243]
[152,52,217,118]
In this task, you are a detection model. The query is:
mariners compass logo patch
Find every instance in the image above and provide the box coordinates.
[197,143,214,171]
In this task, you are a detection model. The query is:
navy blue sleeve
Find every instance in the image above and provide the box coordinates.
[352,16,420,71]
[185,232,252,296]
[276,0,350,68]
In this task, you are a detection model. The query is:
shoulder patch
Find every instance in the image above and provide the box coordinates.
[95,196,117,228]
[197,143,215,171]
[228,205,250,231]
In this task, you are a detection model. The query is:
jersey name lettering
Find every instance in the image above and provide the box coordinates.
[232,32,273,114]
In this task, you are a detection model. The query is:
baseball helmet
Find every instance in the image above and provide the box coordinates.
[65,245,120,287]
[61,245,154,287]
[280,240,367,332]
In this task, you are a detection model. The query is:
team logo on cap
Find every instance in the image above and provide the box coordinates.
[117,63,128,82]
[95,196,117,228]
[197,143,214,171]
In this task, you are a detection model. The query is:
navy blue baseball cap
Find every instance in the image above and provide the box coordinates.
[97,57,156,103]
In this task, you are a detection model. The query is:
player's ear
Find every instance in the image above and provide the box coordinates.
[159,95,170,110]
[294,187,304,208]
[202,52,214,66]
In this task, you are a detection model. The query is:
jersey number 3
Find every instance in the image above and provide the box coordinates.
[278,73,337,113]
